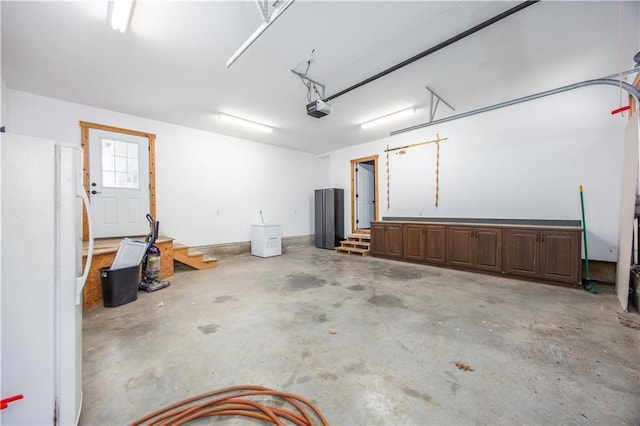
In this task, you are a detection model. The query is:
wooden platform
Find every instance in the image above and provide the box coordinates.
[173,243,218,270]
[335,234,371,256]
[82,236,174,311]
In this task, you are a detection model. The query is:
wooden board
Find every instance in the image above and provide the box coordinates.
[79,121,157,241]
[616,112,639,310]
[82,238,174,311]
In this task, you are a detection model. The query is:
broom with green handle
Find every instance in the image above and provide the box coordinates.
[580,185,598,293]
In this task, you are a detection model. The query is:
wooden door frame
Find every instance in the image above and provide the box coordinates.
[350,155,379,234]
[80,121,156,240]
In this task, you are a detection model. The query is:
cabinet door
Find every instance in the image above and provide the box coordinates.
[447,226,474,268]
[504,229,539,278]
[540,230,581,284]
[404,224,425,261]
[425,225,446,264]
[475,228,502,273]
[385,224,404,258]
[370,223,386,256]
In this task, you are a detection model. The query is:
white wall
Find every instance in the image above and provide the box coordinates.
[7,83,634,260]
[1,76,8,128]
[327,85,630,262]
[7,90,326,246]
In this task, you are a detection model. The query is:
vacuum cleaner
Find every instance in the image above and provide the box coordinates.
[139,214,170,292]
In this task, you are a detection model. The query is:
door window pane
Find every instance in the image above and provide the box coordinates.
[101,138,140,189]
[102,172,115,188]
[127,142,139,159]
[115,141,128,157]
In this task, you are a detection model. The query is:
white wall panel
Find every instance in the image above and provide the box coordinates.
[1,76,8,128]
[7,83,634,261]
[7,90,325,246]
[327,85,630,262]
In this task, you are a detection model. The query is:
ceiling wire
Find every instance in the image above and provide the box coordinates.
[291,49,325,103]
[292,48,315,73]
[304,56,314,102]
[312,83,322,100]
[293,64,313,102]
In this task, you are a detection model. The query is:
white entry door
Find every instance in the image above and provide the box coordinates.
[89,129,150,238]
[356,162,375,229]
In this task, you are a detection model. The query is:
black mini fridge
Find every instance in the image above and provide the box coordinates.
[315,188,344,249]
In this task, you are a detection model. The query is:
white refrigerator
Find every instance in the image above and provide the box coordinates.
[1,133,93,425]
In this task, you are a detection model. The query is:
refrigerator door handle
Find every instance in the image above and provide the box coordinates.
[76,187,94,306]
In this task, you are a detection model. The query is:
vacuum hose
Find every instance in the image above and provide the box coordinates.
[129,385,329,426]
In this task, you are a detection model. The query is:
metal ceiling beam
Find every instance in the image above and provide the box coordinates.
[323,1,539,102]
[256,0,269,21]
[426,86,455,122]
[226,0,295,68]
[390,69,640,136]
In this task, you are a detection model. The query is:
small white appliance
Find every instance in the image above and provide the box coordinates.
[251,224,282,257]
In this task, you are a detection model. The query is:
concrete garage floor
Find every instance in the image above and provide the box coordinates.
[80,247,640,425]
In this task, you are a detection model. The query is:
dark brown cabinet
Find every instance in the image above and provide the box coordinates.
[447,226,474,268]
[447,226,502,272]
[371,220,581,286]
[403,224,446,264]
[540,230,581,283]
[370,222,386,256]
[476,228,502,272]
[504,229,580,284]
[425,225,446,264]
[403,224,425,261]
[504,229,539,278]
[371,222,403,258]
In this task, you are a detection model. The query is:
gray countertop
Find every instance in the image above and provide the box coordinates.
[379,217,582,229]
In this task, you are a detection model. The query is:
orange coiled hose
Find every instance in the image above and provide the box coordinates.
[129,385,329,426]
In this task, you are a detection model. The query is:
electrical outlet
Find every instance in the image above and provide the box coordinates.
[216,210,220,216]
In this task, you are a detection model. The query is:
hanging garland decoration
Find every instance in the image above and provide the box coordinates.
[385,134,447,209]
[386,144,390,209]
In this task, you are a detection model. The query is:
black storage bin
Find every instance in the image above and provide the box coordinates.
[100,264,140,307]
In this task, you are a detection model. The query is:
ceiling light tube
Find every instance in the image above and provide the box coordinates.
[226,0,295,68]
[360,108,415,130]
[218,113,273,133]
[110,0,134,32]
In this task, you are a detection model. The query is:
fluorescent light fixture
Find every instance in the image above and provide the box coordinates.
[218,113,273,133]
[110,0,134,33]
[360,108,415,130]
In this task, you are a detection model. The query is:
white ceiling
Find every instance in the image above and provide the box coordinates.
[2,1,638,154]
